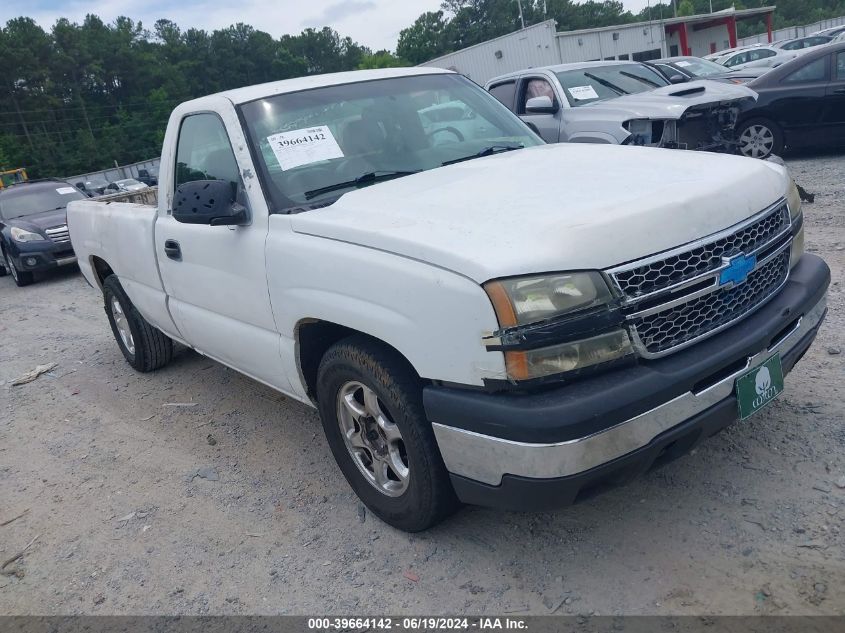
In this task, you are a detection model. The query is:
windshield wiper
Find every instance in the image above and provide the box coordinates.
[442,144,523,166]
[304,170,420,201]
[582,72,628,96]
[619,70,662,88]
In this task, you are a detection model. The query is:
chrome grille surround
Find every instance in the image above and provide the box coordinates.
[45,225,71,243]
[606,199,793,359]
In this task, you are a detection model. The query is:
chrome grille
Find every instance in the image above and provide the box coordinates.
[45,225,70,243]
[607,199,793,359]
[613,201,789,300]
[630,251,790,355]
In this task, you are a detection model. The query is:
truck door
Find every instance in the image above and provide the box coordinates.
[517,76,562,143]
[155,107,292,393]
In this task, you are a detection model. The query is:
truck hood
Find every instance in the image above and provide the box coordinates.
[290,143,788,283]
[580,79,757,120]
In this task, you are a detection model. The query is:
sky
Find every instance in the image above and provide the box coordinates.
[1,0,656,51]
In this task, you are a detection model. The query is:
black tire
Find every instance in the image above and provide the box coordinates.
[737,117,784,159]
[316,335,459,532]
[102,275,173,372]
[3,247,34,286]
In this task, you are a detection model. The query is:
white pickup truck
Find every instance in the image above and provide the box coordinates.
[68,67,829,532]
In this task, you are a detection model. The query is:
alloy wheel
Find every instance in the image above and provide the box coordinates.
[739,124,774,158]
[336,380,410,497]
[110,297,136,355]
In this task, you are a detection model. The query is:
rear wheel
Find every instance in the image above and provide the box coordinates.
[737,118,784,159]
[316,336,459,531]
[3,248,34,286]
[103,275,173,372]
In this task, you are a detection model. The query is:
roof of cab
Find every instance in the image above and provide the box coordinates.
[192,67,454,108]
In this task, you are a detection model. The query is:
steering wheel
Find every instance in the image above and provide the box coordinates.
[427,126,465,145]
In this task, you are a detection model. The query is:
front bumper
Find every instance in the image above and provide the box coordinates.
[425,254,829,511]
[7,241,77,272]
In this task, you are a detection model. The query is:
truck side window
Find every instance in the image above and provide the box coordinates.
[519,78,557,114]
[175,114,239,200]
[488,81,517,110]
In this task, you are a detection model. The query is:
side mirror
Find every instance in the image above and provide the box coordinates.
[173,180,247,226]
[525,95,559,114]
[669,74,687,84]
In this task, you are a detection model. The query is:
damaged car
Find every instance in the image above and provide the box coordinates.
[485,61,757,153]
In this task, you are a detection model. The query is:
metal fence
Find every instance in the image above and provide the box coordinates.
[738,15,845,46]
[64,157,161,186]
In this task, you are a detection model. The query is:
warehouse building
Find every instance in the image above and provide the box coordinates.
[420,6,776,84]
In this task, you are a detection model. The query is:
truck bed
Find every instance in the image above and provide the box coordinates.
[67,187,178,340]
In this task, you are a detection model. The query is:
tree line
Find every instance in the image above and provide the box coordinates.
[2,0,842,178]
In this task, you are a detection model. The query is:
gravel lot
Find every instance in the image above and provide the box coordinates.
[1,153,843,616]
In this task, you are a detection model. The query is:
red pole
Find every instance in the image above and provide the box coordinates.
[679,22,690,56]
[728,16,738,48]
[766,13,773,43]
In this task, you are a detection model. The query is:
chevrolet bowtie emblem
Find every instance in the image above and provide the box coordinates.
[719,253,756,286]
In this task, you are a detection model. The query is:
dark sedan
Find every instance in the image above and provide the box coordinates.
[735,41,845,158]
[0,179,86,286]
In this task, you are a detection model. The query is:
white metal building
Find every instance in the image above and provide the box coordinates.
[420,7,776,84]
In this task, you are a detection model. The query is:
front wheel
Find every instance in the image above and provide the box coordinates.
[316,336,459,532]
[3,248,34,286]
[103,275,173,372]
[737,118,784,159]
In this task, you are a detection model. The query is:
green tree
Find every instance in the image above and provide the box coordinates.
[678,0,696,17]
[358,50,407,69]
[397,11,450,64]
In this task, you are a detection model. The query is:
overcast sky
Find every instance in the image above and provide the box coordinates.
[1,1,658,51]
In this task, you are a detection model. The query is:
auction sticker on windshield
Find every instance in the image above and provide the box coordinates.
[568,85,600,100]
[56,186,77,195]
[267,125,344,170]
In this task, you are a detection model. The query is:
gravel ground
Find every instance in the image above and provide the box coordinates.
[1,153,843,616]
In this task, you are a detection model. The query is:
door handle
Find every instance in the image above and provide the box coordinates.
[834,87,845,95]
[164,239,181,261]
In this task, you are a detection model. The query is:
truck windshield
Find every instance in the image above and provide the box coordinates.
[556,64,669,107]
[0,185,85,219]
[238,73,541,212]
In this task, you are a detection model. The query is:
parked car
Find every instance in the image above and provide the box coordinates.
[734,41,845,158]
[136,169,158,186]
[485,61,756,151]
[0,179,85,286]
[716,46,797,70]
[772,35,833,52]
[648,56,740,82]
[68,67,828,531]
[75,178,111,197]
[832,32,845,44]
[813,25,845,38]
[107,178,149,193]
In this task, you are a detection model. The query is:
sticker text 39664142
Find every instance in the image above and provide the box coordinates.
[266,125,344,171]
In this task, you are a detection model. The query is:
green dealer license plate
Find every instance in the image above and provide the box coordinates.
[736,354,784,420]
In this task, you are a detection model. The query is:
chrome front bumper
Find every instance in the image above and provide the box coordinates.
[432,295,827,487]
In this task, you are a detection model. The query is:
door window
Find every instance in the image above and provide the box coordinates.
[749,49,776,61]
[519,78,557,113]
[783,57,828,83]
[175,114,239,195]
[488,81,517,110]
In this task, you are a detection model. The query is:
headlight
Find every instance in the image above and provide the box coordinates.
[786,179,802,221]
[504,329,633,381]
[10,227,46,242]
[484,272,613,328]
[484,272,633,381]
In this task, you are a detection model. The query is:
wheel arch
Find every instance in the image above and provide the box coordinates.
[90,255,115,290]
[294,318,422,405]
